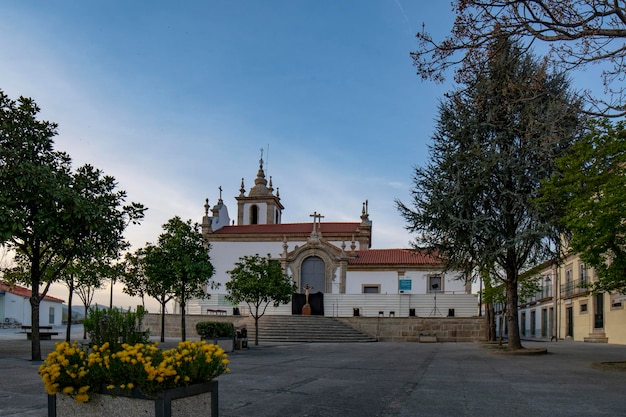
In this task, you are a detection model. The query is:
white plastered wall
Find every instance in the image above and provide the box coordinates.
[346,269,467,295]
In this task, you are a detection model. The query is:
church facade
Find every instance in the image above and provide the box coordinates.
[187,156,476,317]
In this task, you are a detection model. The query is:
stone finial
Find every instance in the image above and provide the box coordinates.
[360,200,370,222]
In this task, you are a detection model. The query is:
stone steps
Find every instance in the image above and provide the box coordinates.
[584,329,609,343]
[240,315,377,343]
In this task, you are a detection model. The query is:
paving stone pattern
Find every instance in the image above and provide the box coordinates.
[1,325,625,416]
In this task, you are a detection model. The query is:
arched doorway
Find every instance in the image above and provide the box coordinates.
[301,256,325,293]
[293,256,325,315]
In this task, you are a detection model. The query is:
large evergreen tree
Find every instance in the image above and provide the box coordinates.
[397,37,582,349]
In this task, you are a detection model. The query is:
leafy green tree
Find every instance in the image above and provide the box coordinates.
[226,254,296,346]
[121,249,149,310]
[478,267,497,341]
[122,245,176,342]
[59,262,80,342]
[537,119,626,293]
[76,258,116,338]
[397,37,582,350]
[132,217,216,342]
[412,0,626,116]
[481,275,507,343]
[0,90,145,360]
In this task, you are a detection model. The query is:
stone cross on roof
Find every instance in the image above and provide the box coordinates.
[309,211,324,235]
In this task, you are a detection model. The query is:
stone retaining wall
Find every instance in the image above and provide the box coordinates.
[142,313,243,339]
[143,313,487,342]
[338,317,487,342]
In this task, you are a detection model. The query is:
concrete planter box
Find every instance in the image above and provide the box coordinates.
[215,337,234,352]
[48,381,218,417]
[201,336,234,352]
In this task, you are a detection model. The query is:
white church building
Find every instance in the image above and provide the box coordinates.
[187,155,477,318]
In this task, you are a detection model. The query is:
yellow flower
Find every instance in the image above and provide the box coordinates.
[74,393,89,403]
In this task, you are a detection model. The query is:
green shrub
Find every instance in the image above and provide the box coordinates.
[83,307,149,351]
[196,321,235,339]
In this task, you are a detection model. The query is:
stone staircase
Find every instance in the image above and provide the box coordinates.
[240,315,377,343]
[584,329,609,343]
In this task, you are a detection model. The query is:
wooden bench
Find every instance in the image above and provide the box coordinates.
[22,326,58,340]
[22,325,53,330]
[26,331,59,340]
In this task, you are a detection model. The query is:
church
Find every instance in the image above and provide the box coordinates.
[187,155,477,317]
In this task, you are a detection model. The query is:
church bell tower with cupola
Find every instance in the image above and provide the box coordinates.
[235,151,284,225]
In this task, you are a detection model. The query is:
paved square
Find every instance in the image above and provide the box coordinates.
[1,326,625,416]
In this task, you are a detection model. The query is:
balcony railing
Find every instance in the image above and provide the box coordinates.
[520,285,553,305]
[560,279,589,297]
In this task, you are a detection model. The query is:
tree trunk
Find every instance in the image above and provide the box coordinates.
[498,312,505,346]
[486,303,496,341]
[254,315,259,346]
[30,295,41,361]
[109,278,115,309]
[160,300,166,343]
[83,301,89,340]
[30,250,42,361]
[181,281,186,342]
[505,276,523,349]
[65,280,74,342]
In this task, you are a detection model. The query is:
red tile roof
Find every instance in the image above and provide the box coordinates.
[0,281,64,303]
[212,222,362,235]
[348,249,441,265]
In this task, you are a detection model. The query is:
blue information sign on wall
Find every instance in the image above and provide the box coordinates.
[399,279,412,291]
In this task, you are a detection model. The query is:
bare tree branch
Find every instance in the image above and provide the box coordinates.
[413,0,626,116]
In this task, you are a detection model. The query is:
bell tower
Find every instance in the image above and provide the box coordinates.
[235,150,284,225]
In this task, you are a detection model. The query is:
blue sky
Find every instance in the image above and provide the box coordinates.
[0,2,606,308]
[1,1,455,249]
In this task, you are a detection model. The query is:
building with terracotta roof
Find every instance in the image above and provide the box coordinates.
[187,154,476,317]
[0,281,64,327]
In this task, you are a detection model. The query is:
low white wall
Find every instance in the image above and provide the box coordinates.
[188,293,479,318]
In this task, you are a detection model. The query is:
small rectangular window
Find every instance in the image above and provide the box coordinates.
[429,275,442,293]
[611,295,624,310]
[49,306,55,324]
[363,285,380,294]
[580,302,588,313]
